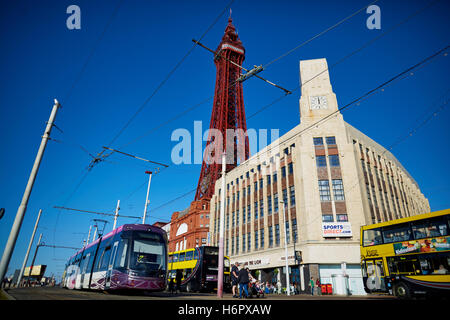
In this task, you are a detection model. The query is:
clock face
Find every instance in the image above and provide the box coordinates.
[310,95,328,110]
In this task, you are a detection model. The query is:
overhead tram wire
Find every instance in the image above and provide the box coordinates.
[112,0,440,153]
[249,45,450,157]
[88,0,236,171]
[247,0,444,120]
[78,1,444,222]
[140,47,449,220]
[50,0,125,256]
[262,0,380,69]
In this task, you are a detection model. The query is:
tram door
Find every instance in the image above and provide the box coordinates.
[105,242,119,289]
[365,259,386,292]
[80,253,90,288]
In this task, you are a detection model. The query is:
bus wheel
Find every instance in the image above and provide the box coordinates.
[393,282,410,299]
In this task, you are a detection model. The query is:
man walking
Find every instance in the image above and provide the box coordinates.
[237,264,249,299]
[231,262,239,298]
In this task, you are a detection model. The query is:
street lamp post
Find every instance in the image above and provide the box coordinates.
[217,152,226,298]
[280,199,290,296]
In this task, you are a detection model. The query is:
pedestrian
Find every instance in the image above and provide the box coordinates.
[168,277,175,294]
[237,264,249,298]
[175,269,182,294]
[316,278,321,295]
[309,277,314,295]
[231,262,239,298]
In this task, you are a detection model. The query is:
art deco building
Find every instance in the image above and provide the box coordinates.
[209,58,430,295]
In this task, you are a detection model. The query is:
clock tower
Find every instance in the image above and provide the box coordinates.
[299,58,340,124]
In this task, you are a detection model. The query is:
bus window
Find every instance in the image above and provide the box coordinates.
[179,252,185,262]
[412,216,449,240]
[185,251,193,261]
[363,228,382,246]
[388,256,420,275]
[382,224,412,243]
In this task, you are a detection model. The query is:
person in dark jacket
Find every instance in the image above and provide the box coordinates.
[237,264,249,298]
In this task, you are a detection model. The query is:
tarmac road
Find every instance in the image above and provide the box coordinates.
[3,286,394,300]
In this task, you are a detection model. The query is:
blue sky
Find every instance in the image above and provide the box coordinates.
[0,0,449,280]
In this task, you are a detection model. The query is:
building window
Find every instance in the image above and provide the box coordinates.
[286,221,290,244]
[260,229,264,248]
[288,162,293,175]
[281,166,286,178]
[247,232,251,252]
[255,231,259,250]
[313,137,324,146]
[243,207,246,223]
[319,180,331,201]
[289,185,296,207]
[283,188,288,206]
[254,181,258,192]
[260,200,264,218]
[247,205,251,222]
[329,154,340,167]
[337,214,348,222]
[322,214,334,222]
[273,172,278,183]
[268,195,272,215]
[242,234,246,252]
[269,226,273,247]
[236,210,239,225]
[267,174,271,185]
[254,201,258,220]
[275,224,280,246]
[332,179,345,201]
[316,156,327,167]
[326,136,336,145]
[292,218,298,242]
[274,193,279,212]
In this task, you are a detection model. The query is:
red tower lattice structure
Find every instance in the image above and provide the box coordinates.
[194,18,250,201]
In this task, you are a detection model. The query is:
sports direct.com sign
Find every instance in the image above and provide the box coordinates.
[322,222,352,237]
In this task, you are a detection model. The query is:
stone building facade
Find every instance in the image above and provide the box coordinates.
[208,58,430,295]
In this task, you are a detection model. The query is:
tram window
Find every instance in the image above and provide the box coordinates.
[193,250,199,260]
[412,216,449,240]
[382,224,412,243]
[179,252,185,262]
[114,239,128,269]
[172,253,179,263]
[363,228,382,246]
[100,247,112,271]
[185,251,193,261]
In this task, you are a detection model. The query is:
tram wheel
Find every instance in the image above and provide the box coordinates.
[393,282,411,299]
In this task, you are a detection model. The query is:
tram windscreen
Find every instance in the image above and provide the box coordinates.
[129,231,166,276]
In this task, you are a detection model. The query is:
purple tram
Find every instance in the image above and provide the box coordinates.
[62,224,168,292]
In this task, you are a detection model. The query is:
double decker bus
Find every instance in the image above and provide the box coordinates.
[62,224,168,292]
[360,209,450,298]
[168,246,231,292]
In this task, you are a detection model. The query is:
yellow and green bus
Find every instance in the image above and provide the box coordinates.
[168,246,231,293]
[360,209,450,298]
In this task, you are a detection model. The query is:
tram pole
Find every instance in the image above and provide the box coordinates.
[17,209,42,287]
[217,152,226,298]
[142,171,152,224]
[113,200,120,230]
[26,233,43,287]
[0,99,60,284]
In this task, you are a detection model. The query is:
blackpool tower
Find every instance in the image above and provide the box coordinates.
[194,17,250,201]
[169,17,250,252]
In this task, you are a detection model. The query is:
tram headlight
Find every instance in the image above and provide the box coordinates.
[128,270,139,277]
